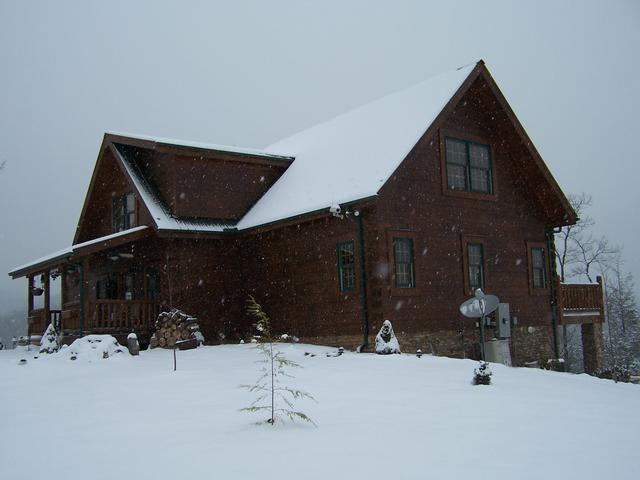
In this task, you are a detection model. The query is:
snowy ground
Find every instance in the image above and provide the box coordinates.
[1,343,638,480]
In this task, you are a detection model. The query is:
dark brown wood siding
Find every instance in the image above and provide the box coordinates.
[373,75,554,346]
[173,154,286,220]
[239,213,371,342]
[76,149,153,243]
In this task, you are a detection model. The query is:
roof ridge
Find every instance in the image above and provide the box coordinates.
[265,60,482,152]
[105,131,293,160]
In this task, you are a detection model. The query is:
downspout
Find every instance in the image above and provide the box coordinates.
[355,211,370,352]
[546,228,560,358]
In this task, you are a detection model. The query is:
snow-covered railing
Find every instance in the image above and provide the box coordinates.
[91,300,160,332]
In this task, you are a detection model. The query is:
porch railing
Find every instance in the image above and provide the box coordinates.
[557,277,604,324]
[91,300,161,332]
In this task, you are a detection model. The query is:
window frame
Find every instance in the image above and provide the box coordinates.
[112,192,137,233]
[387,230,417,294]
[336,240,356,292]
[527,241,551,295]
[439,130,497,202]
[462,235,487,295]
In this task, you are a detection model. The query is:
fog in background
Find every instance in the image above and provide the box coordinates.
[1,1,638,328]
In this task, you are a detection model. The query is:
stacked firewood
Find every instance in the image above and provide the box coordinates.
[150,309,204,349]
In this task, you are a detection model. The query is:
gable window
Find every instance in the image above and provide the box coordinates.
[531,247,547,289]
[445,138,492,194]
[112,192,136,232]
[467,243,485,291]
[393,237,415,288]
[337,241,356,292]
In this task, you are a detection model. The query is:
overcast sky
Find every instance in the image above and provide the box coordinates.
[0,0,638,312]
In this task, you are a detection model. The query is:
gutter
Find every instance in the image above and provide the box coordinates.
[546,228,560,358]
[355,211,370,351]
[335,205,371,352]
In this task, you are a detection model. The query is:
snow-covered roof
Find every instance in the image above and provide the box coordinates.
[236,63,476,229]
[9,226,149,277]
[113,145,236,233]
[106,131,293,161]
[105,63,475,234]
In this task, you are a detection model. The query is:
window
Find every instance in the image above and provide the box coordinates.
[337,241,356,292]
[445,138,492,194]
[531,247,547,289]
[393,237,415,288]
[146,269,161,301]
[96,275,118,300]
[112,192,136,232]
[123,273,136,300]
[467,243,485,291]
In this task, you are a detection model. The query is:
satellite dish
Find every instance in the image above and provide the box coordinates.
[459,291,500,318]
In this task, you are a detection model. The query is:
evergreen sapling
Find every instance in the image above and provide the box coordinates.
[239,296,316,426]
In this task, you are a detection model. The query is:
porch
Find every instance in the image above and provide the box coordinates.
[557,276,605,325]
[27,300,161,336]
[9,226,165,340]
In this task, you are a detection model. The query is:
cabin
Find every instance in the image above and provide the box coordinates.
[8,60,605,369]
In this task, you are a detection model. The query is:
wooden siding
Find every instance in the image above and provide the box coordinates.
[173,154,287,220]
[75,148,154,243]
[371,75,557,355]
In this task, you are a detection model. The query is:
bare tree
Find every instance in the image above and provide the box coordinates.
[555,193,593,282]
[555,193,620,371]
[601,256,640,372]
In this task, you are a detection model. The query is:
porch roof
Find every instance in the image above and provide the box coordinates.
[8,226,149,279]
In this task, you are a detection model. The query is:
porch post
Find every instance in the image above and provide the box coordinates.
[27,275,34,316]
[27,275,34,336]
[80,259,87,335]
[43,270,51,326]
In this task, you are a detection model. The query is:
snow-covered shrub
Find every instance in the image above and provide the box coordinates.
[375,320,401,354]
[65,335,125,361]
[39,323,60,354]
[540,358,565,372]
[240,296,316,426]
[472,361,492,385]
[596,365,631,383]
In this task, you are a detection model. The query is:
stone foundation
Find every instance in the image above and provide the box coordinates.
[302,322,557,365]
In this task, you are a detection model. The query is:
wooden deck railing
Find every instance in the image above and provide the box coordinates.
[91,300,160,332]
[557,277,604,324]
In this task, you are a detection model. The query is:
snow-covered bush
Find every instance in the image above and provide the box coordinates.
[65,335,125,361]
[240,296,315,426]
[39,323,60,354]
[375,320,401,354]
[596,365,631,383]
[472,361,492,385]
[540,358,565,372]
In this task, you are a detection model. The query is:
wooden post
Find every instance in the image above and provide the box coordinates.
[60,267,66,308]
[43,271,51,325]
[27,275,34,315]
[80,259,88,334]
[555,277,564,325]
[596,276,605,321]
